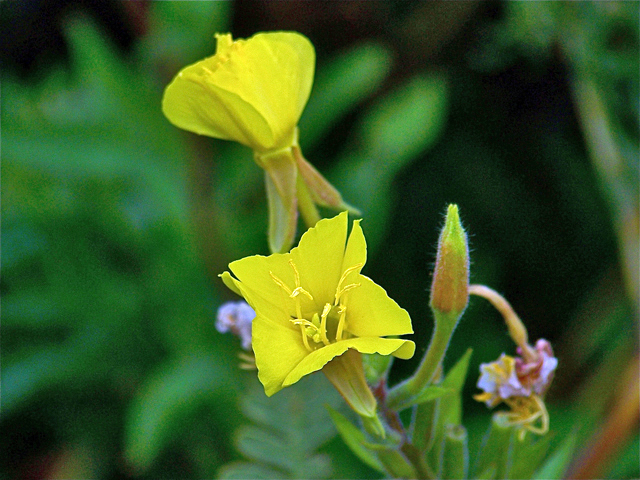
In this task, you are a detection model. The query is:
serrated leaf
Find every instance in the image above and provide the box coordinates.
[124,354,238,472]
[326,405,386,474]
[219,374,343,479]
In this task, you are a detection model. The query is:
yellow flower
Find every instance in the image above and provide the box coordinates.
[163,32,355,253]
[162,32,313,152]
[220,212,415,400]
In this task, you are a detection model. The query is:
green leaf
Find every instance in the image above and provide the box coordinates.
[532,431,577,480]
[218,374,345,479]
[393,385,455,413]
[439,348,473,425]
[217,462,288,480]
[425,349,473,474]
[509,433,552,479]
[300,41,393,149]
[124,354,238,472]
[471,414,516,480]
[326,405,386,474]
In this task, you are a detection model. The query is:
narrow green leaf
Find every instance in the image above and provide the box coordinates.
[440,348,474,425]
[509,433,552,479]
[363,443,418,479]
[393,385,455,412]
[427,349,474,469]
[532,431,578,480]
[326,405,386,474]
[471,414,516,480]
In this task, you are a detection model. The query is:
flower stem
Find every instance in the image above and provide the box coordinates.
[296,173,321,229]
[468,284,536,361]
[386,311,459,411]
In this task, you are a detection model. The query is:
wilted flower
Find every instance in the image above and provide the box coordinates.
[474,339,557,436]
[220,212,414,419]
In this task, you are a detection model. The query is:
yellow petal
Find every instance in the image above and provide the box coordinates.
[228,253,315,319]
[162,32,315,152]
[252,314,309,396]
[162,58,273,147]
[341,219,367,274]
[290,211,348,308]
[345,275,414,337]
[283,337,415,387]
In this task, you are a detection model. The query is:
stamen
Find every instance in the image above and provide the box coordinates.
[335,282,360,304]
[291,286,314,301]
[290,319,313,351]
[270,271,292,295]
[335,305,347,341]
[318,304,331,345]
[338,263,364,288]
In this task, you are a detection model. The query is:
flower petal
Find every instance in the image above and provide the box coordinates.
[283,337,415,387]
[342,219,367,274]
[252,314,309,396]
[290,211,348,309]
[228,253,315,321]
[208,32,314,150]
[162,59,273,147]
[345,275,413,337]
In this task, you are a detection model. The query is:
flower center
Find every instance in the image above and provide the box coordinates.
[270,260,363,352]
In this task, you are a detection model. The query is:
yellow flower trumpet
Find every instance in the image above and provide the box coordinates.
[220,212,414,422]
[163,32,356,252]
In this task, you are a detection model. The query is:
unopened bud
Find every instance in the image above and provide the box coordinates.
[430,204,469,315]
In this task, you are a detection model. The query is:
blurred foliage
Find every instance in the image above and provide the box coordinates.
[1,1,638,479]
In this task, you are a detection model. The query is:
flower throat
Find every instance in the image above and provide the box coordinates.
[270,260,363,351]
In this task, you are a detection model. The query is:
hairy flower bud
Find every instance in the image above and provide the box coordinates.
[430,204,469,316]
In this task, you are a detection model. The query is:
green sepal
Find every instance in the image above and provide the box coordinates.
[325,405,386,474]
[441,424,468,480]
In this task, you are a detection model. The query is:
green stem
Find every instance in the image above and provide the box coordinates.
[296,173,321,229]
[387,311,459,411]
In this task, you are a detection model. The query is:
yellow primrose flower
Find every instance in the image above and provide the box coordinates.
[220,212,415,404]
[163,31,355,253]
[162,32,313,152]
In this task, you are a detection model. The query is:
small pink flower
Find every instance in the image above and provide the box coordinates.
[515,339,558,396]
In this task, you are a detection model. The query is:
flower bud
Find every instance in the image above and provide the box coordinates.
[430,204,469,316]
